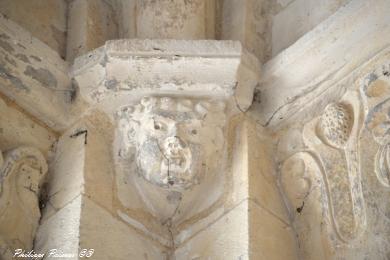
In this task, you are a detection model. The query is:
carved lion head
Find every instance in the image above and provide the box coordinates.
[116,96,226,190]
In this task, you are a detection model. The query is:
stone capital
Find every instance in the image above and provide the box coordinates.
[71,39,260,116]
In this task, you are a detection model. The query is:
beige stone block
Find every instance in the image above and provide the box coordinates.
[174,200,249,260]
[82,112,116,213]
[227,117,249,205]
[174,199,297,260]
[136,0,215,40]
[249,200,299,260]
[0,97,56,156]
[174,116,290,249]
[229,119,290,223]
[80,197,168,260]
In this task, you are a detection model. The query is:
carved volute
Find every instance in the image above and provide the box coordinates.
[0,147,48,259]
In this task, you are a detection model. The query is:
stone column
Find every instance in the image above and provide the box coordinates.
[66,0,118,62]
[220,0,270,62]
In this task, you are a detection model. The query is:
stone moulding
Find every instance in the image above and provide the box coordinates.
[0,146,48,259]
[252,0,390,129]
[71,39,261,116]
[0,13,76,132]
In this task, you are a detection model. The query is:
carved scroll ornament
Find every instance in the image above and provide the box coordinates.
[0,147,48,259]
[281,152,334,260]
[361,65,390,187]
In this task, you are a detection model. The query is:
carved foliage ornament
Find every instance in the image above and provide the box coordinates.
[116,96,226,190]
[361,65,390,187]
[301,91,366,242]
[279,64,390,259]
[281,152,333,260]
[318,103,353,149]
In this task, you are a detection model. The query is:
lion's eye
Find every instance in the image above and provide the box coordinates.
[153,121,166,131]
[191,129,197,135]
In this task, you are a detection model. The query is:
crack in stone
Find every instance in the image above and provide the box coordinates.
[154,117,174,186]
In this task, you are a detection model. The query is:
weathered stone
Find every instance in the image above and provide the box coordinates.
[0,97,57,156]
[303,91,365,242]
[276,56,390,259]
[24,66,58,89]
[281,152,335,260]
[0,0,67,58]
[251,0,390,129]
[117,96,226,189]
[66,0,118,62]
[220,0,271,62]
[0,13,86,132]
[34,195,82,260]
[137,0,215,40]
[272,0,350,56]
[0,0,389,259]
[72,39,260,115]
[0,147,48,259]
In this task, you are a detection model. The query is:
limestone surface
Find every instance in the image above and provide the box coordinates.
[0,0,389,259]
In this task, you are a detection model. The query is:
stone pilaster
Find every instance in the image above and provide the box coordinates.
[66,0,118,62]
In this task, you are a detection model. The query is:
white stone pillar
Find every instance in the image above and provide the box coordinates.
[220,0,270,62]
[66,0,118,62]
